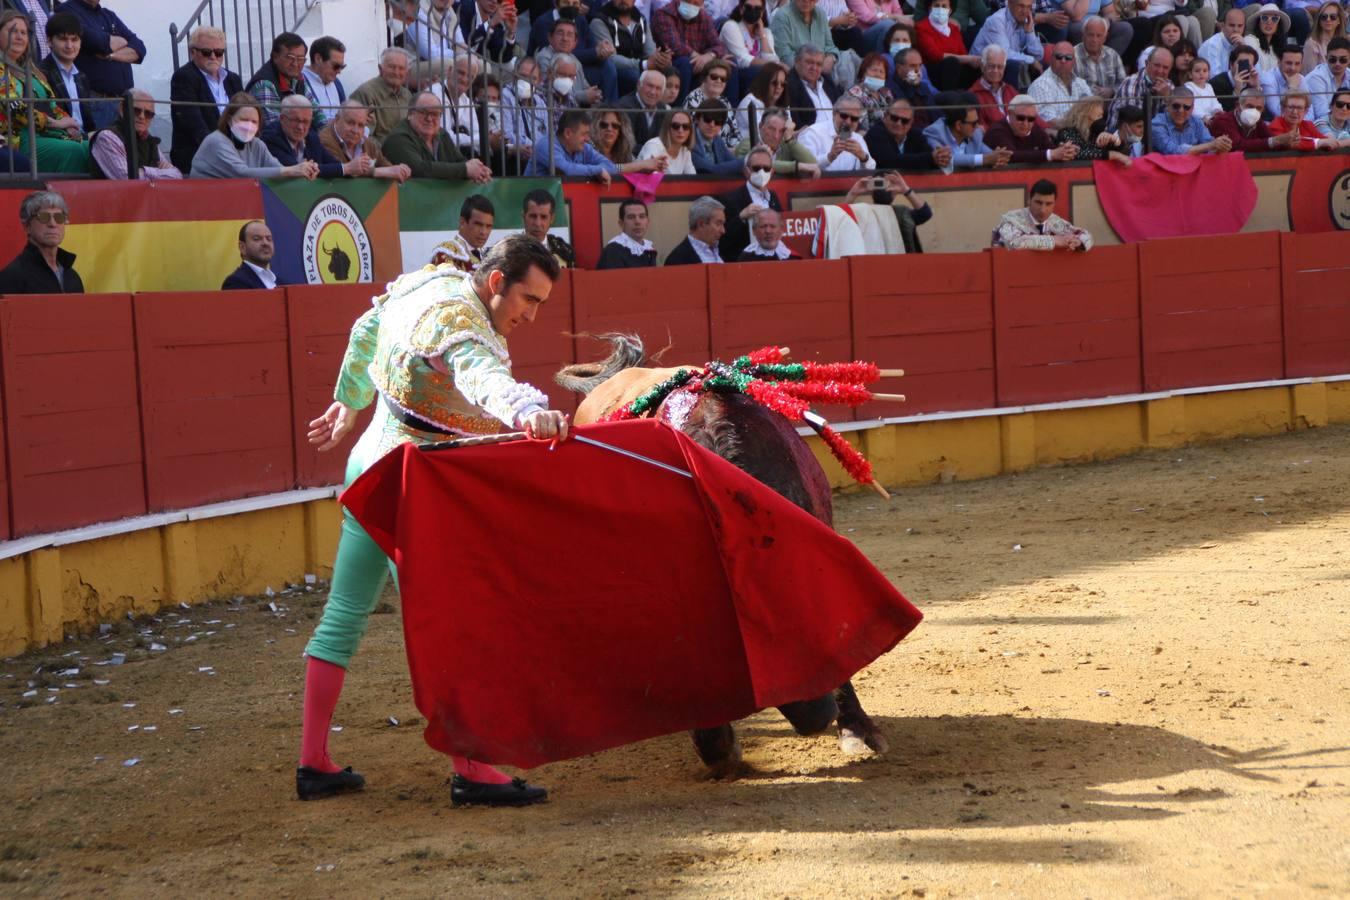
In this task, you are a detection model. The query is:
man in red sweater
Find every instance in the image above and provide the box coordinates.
[984,95,1079,163]
[1208,87,1300,152]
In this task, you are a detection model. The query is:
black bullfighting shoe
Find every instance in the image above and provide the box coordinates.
[450,775,549,807]
[296,765,366,801]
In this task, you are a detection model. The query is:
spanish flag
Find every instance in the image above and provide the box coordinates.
[52,179,265,294]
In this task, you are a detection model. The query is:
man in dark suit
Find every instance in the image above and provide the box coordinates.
[736,209,802,262]
[665,195,727,266]
[717,146,782,261]
[169,25,244,173]
[38,12,95,134]
[785,46,841,131]
[1208,45,1261,115]
[615,69,670,146]
[261,95,356,179]
[222,220,287,290]
[865,97,950,171]
[597,198,659,269]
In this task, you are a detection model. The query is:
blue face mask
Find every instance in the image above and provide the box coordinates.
[889,41,909,56]
[929,6,950,26]
[863,75,885,91]
[678,1,701,19]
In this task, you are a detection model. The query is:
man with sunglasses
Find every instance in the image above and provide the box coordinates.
[922,89,1014,172]
[1315,88,1350,141]
[985,94,1079,162]
[799,95,875,171]
[1149,85,1233,154]
[302,36,347,120]
[1028,41,1092,129]
[1304,36,1350,119]
[865,97,950,170]
[90,88,181,180]
[169,26,242,174]
[0,190,83,294]
[718,145,783,259]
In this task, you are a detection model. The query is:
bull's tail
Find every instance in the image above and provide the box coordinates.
[555,332,647,395]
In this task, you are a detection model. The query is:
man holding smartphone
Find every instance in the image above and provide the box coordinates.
[1209,45,1262,115]
[799,95,876,172]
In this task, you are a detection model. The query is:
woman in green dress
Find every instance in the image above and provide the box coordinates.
[0,10,90,174]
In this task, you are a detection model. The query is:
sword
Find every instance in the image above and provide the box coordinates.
[420,431,693,479]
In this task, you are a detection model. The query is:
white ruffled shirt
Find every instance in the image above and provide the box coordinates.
[743,241,793,259]
[608,232,656,256]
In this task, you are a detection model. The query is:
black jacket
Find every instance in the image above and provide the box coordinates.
[39,54,96,133]
[785,70,840,130]
[0,241,83,295]
[260,120,344,178]
[221,262,284,291]
[664,237,715,266]
[1208,74,1242,113]
[597,240,658,269]
[593,4,651,64]
[865,120,939,171]
[169,61,244,173]
[615,92,669,146]
[718,182,782,262]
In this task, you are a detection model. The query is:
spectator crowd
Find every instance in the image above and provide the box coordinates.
[0,0,1345,277]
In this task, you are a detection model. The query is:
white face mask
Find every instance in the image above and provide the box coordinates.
[890,41,909,55]
[749,169,771,188]
[904,69,921,85]
[1239,106,1262,127]
[929,6,950,26]
[230,119,259,142]
[516,79,533,99]
[678,1,700,18]
[553,76,575,95]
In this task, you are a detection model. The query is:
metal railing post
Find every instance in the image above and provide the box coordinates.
[478,89,491,163]
[122,90,139,180]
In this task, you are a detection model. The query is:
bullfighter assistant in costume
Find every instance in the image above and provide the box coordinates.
[297,235,568,805]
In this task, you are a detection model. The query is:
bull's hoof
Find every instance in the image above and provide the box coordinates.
[692,725,743,779]
[838,724,889,756]
[703,743,745,781]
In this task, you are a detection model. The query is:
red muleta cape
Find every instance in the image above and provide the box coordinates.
[340,418,922,768]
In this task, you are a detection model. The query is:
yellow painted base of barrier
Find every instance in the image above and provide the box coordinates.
[2,381,1348,657]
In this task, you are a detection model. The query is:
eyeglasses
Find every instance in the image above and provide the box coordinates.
[32,210,68,224]
[132,107,156,120]
[837,112,861,122]
[1330,55,1350,63]
[1012,113,1036,122]
[330,62,347,71]
[1336,99,1350,108]
[1259,13,1281,21]
[670,121,691,130]
[705,72,727,82]
[886,113,912,124]
[411,108,442,118]
[282,52,307,63]
[961,117,979,126]
[1170,102,1193,111]
[1321,10,1341,18]
[596,119,619,130]
[749,164,772,172]
[193,47,226,58]
[1052,53,1074,61]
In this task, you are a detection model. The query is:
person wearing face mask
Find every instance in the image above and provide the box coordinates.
[1207,85,1299,150]
[845,53,896,130]
[737,208,802,261]
[718,145,784,259]
[722,0,779,71]
[917,0,982,90]
[653,0,735,104]
[189,91,319,180]
[504,57,546,152]
[912,0,991,36]
[846,0,911,55]
[890,47,938,127]
[530,0,622,102]
[1094,102,1146,155]
[170,25,244,174]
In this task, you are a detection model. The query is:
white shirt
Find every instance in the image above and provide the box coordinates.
[1198,32,1240,80]
[800,77,833,117]
[196,64,231,114]
[638,136,696,174]
[1186,81,1222,121]
[744,241,793,258]
[304,68,344,120]
[52,59,83,130]
[746,181,773,209]
[799,119,875,172]
[1026,69,1092,123]
[688,234,724,263]
[244,261,278,289]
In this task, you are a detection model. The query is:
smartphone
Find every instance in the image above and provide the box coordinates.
[1237,59,1252,73]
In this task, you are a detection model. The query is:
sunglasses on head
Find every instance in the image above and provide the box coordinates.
[32,210,67,224]
[194,47,226,57]
[1170,102,1193,111]
[886,113,912,124]
[1012,113,1036,122]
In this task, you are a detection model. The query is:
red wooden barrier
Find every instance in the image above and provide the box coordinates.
[709,258,855,420]
[992,244,1142,405]
[135,291,295,510]
[0,294,145,536]
[1139,232,1285,391]
[508,268,579,415]
[0,372,7,541]
[851,253,996,416]
[1280,231,1350,378]
[286,284,381,488]
[572,264,712,365]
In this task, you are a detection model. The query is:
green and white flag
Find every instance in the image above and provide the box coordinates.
[397,178,569,270]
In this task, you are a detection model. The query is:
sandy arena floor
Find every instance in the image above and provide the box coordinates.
[1,425,1347,898]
